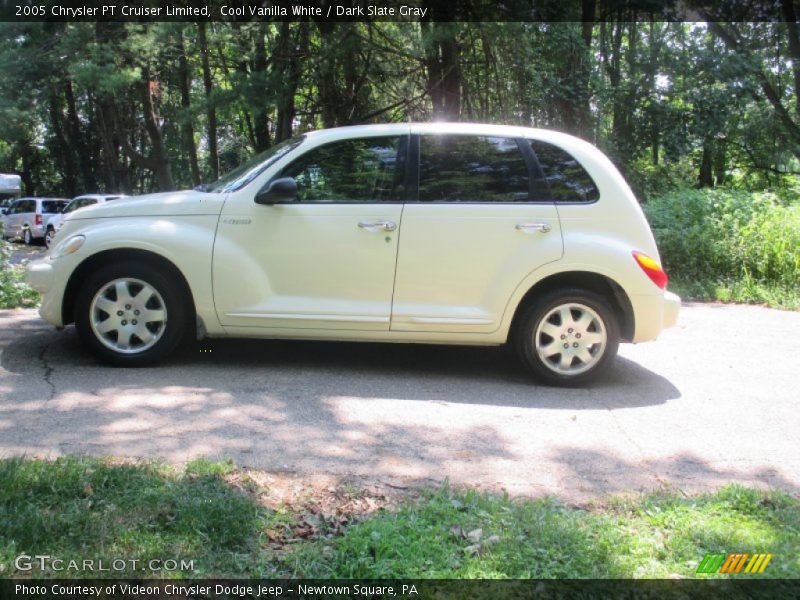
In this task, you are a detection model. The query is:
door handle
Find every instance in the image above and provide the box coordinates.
[516,222,552,233]
[358,220,397,232]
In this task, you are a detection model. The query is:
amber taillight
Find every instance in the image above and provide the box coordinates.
[632,251,668,289]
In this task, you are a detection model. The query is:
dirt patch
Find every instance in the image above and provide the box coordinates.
[223,470,430,550]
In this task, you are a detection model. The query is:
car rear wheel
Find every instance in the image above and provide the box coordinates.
[44,227,55,249]
[23,228,32,245]
[514,288,619,387]
[74,262,188,366]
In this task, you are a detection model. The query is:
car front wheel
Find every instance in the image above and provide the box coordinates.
[44,227,55,249]
[74,262,188,366]
[514,288,619,387]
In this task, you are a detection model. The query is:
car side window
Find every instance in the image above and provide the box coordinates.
[528,140,599,202]
[278,136,405,203]
[418,135,529,202]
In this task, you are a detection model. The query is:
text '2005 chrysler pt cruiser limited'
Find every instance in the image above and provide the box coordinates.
[27,123,680,386]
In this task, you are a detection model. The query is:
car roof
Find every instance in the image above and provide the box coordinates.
[71,194,124,201]
[301,122,596,154]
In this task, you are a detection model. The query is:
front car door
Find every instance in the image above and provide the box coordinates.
[213,131,408,332]
[391,130,564,334]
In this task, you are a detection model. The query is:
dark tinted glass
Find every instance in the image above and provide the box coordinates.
[22,200,35,212]
[42,201,66,213]
[418,135,529,202]
[279,136,404,202]
[529,140,599,202]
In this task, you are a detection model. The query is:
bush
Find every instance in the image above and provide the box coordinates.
[644,188,800,306]
[0,223,40,308]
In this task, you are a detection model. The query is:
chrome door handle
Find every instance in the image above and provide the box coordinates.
[516,222,552,233]
[358,220,397,232]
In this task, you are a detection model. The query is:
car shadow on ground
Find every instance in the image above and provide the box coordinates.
[3,321,795,500]
[2,325,681,410]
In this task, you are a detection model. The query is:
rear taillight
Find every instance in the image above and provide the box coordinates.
[632,251,668,289]
[35,214,42,226]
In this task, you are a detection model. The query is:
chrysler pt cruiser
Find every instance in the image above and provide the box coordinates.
[27,123,679,386]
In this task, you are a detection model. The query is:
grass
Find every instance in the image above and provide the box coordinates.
[1,457,798,579]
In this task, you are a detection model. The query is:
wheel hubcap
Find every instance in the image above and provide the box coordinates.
[89,278,167,354]
[534,302,607,375]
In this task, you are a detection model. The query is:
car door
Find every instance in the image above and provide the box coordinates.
[391,133,564,334]
[213,133,408,331]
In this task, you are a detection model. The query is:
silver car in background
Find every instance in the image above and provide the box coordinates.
[1,197,69,245]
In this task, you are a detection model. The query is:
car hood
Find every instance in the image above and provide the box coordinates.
[64,190,225,221]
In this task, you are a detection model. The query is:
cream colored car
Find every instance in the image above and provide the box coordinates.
[27,123,679,385]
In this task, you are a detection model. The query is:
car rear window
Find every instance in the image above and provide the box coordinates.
[528,140,599,202]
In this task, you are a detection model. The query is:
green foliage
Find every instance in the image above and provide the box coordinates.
[0,456,270,577]
[294,484,799,579]
[1,458,797,579]
[2,21,800,196]
[0,226,40,309]
[645,188,800,308]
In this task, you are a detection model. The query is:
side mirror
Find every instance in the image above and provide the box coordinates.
[255,177,297,205]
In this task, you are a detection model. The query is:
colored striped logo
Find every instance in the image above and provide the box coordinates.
[696,553,773,574]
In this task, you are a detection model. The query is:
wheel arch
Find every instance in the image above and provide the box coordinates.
[62,248,196,328]
[508,271,635,343]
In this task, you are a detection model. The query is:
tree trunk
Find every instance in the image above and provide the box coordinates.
[63,80,95,192]
[316,21,341,128]
[176,27,200,186]
[781,0,800,116]
[275,22,306,142]
[698,135,714,188]
[139,67,174,191]
[48,90,78,197]
[421,21,462,120]
[198,22,219,179]
[252,23,270,152]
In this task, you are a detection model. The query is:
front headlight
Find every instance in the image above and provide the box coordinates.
[51,234,85,259]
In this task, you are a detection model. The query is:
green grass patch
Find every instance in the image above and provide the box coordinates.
[645,188,800,310]
[1,457,798,579]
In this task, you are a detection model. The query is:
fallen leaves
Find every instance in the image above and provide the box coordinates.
[450,524,501,555]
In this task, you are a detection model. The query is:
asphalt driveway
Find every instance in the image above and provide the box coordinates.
[0,302,798,502]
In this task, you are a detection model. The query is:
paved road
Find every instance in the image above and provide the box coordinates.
[0,300,798,501]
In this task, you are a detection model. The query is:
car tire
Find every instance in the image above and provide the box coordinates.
[514,288,619,387]
[44,227,55,249]
[23,228,32,245]
[74,261,189,367]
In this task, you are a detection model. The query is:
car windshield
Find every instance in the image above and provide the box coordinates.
[199,136,306,193]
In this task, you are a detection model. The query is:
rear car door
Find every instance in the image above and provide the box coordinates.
[391,133,563,334]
